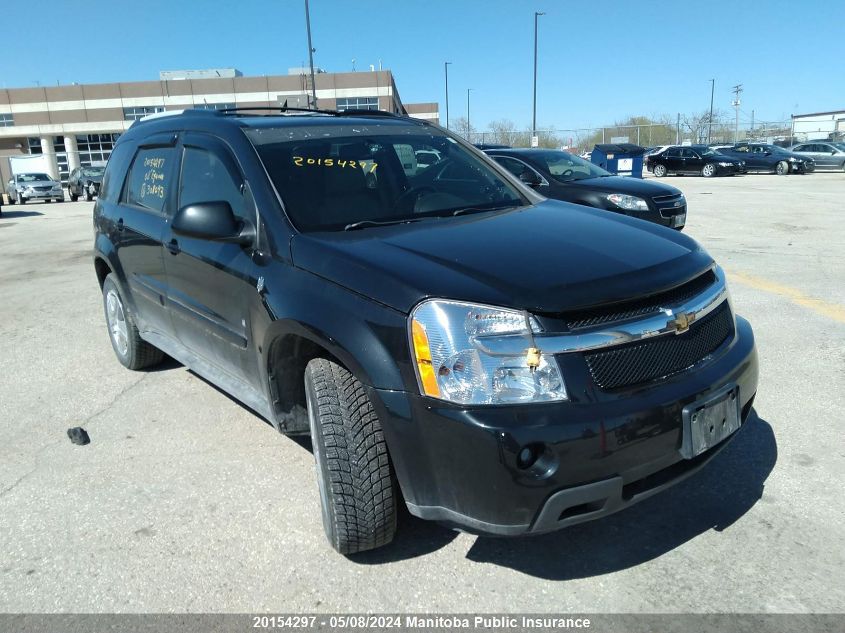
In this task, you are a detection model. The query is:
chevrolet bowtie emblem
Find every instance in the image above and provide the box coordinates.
[668,311,695,333]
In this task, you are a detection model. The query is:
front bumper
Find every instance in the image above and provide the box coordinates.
[716,164,743,175]
[372,316,758,536]
[20,189,63,200]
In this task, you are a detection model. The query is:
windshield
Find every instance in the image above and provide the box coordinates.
[17,173,53,182]
[531,150,610,182]
[247,122,526,232]
[831,142,845,151]
[81,167,105,177]
[696,147,718,156]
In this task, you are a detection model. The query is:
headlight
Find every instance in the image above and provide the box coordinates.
[410,299,567,405]
[787,157,798,162]
[606,193,649,211]
[718,162,733,167]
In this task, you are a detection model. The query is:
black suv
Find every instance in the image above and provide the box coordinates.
[68,165,105,201]
[93,109,758,554]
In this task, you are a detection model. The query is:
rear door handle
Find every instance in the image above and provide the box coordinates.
[166,239,180,255]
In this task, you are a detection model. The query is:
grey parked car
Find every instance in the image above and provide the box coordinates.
[6,173,64,204]
[788,141,845,171]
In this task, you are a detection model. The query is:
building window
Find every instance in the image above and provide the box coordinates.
[336,97,379,111]
[124,106,165,121]
[0,113,13,127]
[195,102,235,111]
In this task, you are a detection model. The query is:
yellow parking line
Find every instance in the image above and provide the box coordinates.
[727,269,845,324]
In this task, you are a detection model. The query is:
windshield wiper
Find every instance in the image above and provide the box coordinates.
[452,202,520,217]
[344,217,428,231]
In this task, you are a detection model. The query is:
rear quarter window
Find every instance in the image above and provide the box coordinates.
[99,143,134,203]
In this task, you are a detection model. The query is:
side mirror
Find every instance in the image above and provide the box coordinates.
[519,169,542,187]
[172,201,255,246]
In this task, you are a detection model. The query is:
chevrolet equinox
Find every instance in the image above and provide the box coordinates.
[93,108,759,554]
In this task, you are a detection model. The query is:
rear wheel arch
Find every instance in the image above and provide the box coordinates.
[94,256,112,289]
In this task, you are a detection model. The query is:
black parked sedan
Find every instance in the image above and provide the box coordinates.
[486,148,687,229]
[67,165,105,201]
[647,145,745,178]
[714,143,813,175]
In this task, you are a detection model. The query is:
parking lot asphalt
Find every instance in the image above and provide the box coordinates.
[1,172,843,614]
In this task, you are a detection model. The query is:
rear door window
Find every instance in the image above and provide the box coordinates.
[124,147,176,213]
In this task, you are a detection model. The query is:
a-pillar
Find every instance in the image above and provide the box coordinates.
[39,136,60,181]
[64,135,80,173]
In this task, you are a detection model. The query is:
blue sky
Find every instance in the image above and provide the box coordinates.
[4,0,843,131]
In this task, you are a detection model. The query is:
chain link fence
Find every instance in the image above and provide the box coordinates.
[461,119,793,153]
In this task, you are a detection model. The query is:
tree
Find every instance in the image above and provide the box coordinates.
[450,117,475,142]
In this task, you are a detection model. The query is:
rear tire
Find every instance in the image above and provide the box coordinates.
[102,274,164,370]
[19,197,26,204]
[304,358,397,555]
[702,163,717,177]
[70,189,79,202]
[775,160,789,175]
[653,164,667,177]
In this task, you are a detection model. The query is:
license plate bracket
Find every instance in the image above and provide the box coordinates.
[680,384,741,459]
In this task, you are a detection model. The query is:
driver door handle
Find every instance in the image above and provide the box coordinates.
[166,239,180,255]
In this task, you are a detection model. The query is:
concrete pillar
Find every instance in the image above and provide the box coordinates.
[64,135,80,173]
[39,136,60,180]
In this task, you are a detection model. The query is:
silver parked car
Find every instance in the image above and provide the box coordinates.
[6,173,65,204]
[788,141,845,171]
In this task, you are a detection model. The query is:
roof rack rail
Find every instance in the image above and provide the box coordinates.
[136,109,221,123]
[218,106,406,119]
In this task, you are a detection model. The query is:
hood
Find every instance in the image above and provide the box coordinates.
[17,179,58,187]
[291,200,714,315]
[561,175,682,198]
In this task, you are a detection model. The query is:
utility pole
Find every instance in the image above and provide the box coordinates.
[731,83,743,143]
[707,79,715,144]
[444,62,451,130]
[467,88,473,142]
[750,109,755,138]
[532,11,545,143]
[304,0,318,109]
[676,113,680,144]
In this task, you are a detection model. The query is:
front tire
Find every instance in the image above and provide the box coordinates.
[775,160,789,175]
[102,274,164,370]
[70,187,79,202]
[702,163,717,177]
[304,358,397,555]
[19,197,26,205]
[653,163,667,177]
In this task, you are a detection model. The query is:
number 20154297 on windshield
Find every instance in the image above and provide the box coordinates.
[292,156,377,172]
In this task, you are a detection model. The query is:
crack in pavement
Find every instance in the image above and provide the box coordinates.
[0,374,150,499]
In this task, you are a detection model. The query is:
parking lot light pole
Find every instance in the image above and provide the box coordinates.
[444,62,452,130]
[304,0,318,109]
[467,88,473,142]
[532,11,545,141]
[708,79,715,144]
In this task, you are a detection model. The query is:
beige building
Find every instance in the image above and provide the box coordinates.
[0,68,439,189]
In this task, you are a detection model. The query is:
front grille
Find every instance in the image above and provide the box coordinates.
[652,193,683,204]
[564,269,717,330]
[584,300,734,390]
[35,186,53,192]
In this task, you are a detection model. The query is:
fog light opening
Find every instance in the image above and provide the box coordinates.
[517,444,542,470]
